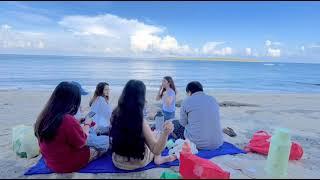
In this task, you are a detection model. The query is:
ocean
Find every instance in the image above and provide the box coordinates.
[0,54,319,93]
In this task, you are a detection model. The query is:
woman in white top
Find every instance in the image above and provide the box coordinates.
[89,82,112,134]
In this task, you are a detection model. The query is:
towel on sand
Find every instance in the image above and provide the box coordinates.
[25,142,245,175]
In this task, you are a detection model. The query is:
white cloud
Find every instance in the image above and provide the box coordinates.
[273,42,281,46]
[265,40,272,47]
[131,34,193,55]
[265,40,281,47]
[201,42,232,56]
[3,13,306,59]
[201,42,225,54]
[218,47,233,56]
[267,48,281,57]
[0,24,46,49]
[74,26,115,37]
[1,24,11,30]
[58,14,193,56]
[245,48,252,56]
[37,40,45,49]
[59,15,127,38]
[4,10,54,25]
[264,40,282,57]
[253,52,259,57]
[310,44,320,48]
[104,47,123,53]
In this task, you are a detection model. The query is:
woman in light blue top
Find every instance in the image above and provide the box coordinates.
[156,76,177,121]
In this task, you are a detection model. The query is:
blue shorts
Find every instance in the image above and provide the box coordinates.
[162,110,175,121]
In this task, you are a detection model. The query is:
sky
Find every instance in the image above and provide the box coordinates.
[0,1,320,63]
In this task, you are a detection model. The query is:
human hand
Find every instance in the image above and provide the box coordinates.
[157,86,163,100]
[163,121,174,135]
[79,117,85,124]
[159,84,164,91]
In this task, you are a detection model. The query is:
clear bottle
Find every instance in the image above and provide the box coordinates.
[265,128,291,178]
[155,111,164,132]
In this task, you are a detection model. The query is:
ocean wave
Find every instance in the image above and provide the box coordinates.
[0,87,22,91]
[295,82,320,86]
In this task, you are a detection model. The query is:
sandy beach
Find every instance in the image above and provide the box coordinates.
[0,89,319,178]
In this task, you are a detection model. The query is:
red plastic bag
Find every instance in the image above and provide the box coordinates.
[290,142,304,160]
[179,141,230,179]
[244,130,304,160]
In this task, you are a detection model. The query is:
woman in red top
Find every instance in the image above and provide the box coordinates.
[34,81,100,173]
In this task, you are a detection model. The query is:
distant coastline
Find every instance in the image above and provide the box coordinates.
[0,53,262,63]
[1,53,319,64]
[167,56,261,63]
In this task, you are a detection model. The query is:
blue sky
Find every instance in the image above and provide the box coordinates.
[0,1,320,62]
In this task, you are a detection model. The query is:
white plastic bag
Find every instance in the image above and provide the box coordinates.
[12,125,40,159]
[168,139,198,159]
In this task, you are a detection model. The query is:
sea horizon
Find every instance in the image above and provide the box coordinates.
[1,54,319,94]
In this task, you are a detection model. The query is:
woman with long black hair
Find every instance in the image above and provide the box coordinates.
[110,80,176,170]
[34,82,103,173]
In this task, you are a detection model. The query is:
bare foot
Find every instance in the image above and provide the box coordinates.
[154,155,177,165]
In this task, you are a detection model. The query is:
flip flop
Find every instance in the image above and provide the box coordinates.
[223,127,237,137]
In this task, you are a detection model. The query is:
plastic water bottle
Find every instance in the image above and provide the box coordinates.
[155,111,164,132]
[265,128,291,178]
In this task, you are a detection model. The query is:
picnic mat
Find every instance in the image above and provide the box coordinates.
[25,141,245,175]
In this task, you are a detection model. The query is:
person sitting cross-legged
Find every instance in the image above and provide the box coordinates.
[172,81,224,150]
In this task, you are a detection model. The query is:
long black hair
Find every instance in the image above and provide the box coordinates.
[89,82,109,106]
[34,81,81,142]
[110,80,146,160]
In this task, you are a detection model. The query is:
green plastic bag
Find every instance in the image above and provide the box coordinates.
[160,170,181,179]
[12,125,40,159]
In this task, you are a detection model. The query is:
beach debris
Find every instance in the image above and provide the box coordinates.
[219,101,259,107]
